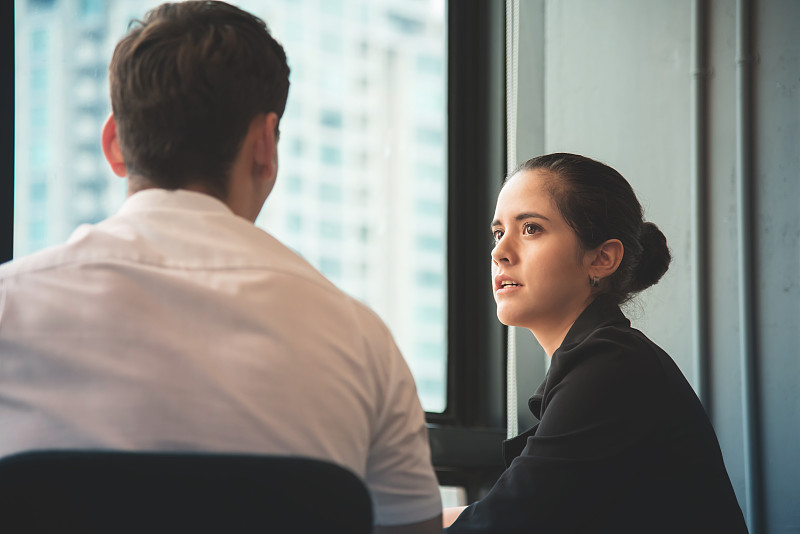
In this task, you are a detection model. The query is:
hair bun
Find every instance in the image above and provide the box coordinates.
[631,222,671,291]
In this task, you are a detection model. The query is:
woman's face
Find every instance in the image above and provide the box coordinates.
[490,169,593,333]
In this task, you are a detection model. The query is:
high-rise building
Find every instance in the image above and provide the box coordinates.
[14,0,448,412]
[15,0,125,255]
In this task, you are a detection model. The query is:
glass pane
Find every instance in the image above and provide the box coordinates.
[440,486,468,508]
[13,0,448,413]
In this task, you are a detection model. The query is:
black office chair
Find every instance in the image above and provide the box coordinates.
[0,450,373,533]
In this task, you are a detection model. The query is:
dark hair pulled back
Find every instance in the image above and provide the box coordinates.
[511,153,671,305]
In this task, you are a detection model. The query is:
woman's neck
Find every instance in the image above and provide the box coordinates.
[529,297,596,357]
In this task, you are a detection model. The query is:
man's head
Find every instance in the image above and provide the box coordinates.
[105,1,290,202]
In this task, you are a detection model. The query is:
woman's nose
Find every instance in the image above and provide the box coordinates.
[491,238,511,265]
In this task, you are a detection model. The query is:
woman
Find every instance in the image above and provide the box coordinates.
[445,154,748,533]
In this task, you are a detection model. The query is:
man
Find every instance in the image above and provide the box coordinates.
[0,2,442,531]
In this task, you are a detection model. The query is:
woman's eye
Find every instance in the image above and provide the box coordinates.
[523,223,541,235]
[492,229,503,243]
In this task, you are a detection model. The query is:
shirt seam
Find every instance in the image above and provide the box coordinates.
[0,254,360,306]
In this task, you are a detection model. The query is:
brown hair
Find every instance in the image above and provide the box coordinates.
[109,1,290,199]
[511,153,671,305]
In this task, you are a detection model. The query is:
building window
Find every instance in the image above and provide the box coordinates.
[320,183,342,203]
[416,198,442,217]
[416,127,443,146]
[320,145,342,166]
[27,0,56,12]
[31,29,48,54]
[320,110,342,129]
[416,270,443,288]
[319,257,342,278]
[80,0,104,17]
[286,213,302,232]
[320,220,343,240]
[285,174,303,194]
[417,234,443,252]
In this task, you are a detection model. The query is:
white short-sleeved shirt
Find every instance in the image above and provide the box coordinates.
[0,189,442,526]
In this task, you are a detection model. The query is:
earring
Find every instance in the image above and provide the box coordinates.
[589,275,600,288]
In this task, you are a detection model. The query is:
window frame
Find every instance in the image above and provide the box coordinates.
[426,0,508,500]
[1,1,13,265]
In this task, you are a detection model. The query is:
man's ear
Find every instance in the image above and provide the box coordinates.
[101,114,127,177]
[587,239,624,280]
[252,112,279,180]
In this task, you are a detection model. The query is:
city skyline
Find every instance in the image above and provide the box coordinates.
[14,0,449,411]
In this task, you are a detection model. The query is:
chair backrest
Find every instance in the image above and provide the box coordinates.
[0,450,373,533]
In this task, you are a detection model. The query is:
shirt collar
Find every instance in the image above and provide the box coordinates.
[526,296,630,418]
[556,296,630,355]
[117,188,234,217]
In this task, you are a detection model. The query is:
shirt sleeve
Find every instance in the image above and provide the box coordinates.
[360,310,442,527]
[447,332,666,533]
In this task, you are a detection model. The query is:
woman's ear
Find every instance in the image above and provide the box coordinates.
[587,239,624,280]
[101,114,127,177]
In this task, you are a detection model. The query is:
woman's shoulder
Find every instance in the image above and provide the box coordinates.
[554,297,669,375]
[555,322,667,382]
[537,324,668,416]
[533,323,675,444]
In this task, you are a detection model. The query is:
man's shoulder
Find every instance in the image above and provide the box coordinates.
[0,240,80,281]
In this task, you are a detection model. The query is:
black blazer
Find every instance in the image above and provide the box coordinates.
[447,297,748,534]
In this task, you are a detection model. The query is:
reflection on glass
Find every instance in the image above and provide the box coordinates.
[14,0,448,413]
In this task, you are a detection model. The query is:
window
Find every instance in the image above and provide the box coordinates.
[417,53,443,75]
[12,0,451,415]
[417,234,443,252]
[319,145,342,166]
[286,213,302,232]
[319,0,343,17]
[416,127,444,146]
[289,138,304,156]
[285,174,303,194]
[319,110,342,129]
[79,0,104,17]
[30,181,47,204]
[27,0,56,12]
[28,219,47,246]
[416,198,442,217]
[319,183,342,203]
[416,305,442,324]
[31,29,48,54]
[319,33,343,55]
[319,220,343,240]
[30,68,47,93]
[416,270,443,288]
[318,257,342,278]
[30,106,46,129]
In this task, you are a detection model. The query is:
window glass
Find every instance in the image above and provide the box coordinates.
[13,0,448,413]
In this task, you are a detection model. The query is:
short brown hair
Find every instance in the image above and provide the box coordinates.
[109,1,290,199]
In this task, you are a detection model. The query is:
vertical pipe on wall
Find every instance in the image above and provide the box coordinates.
[690,0,711,413]
[736,0,763,531]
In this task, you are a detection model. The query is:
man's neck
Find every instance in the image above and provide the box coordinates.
[126,177,262,223]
